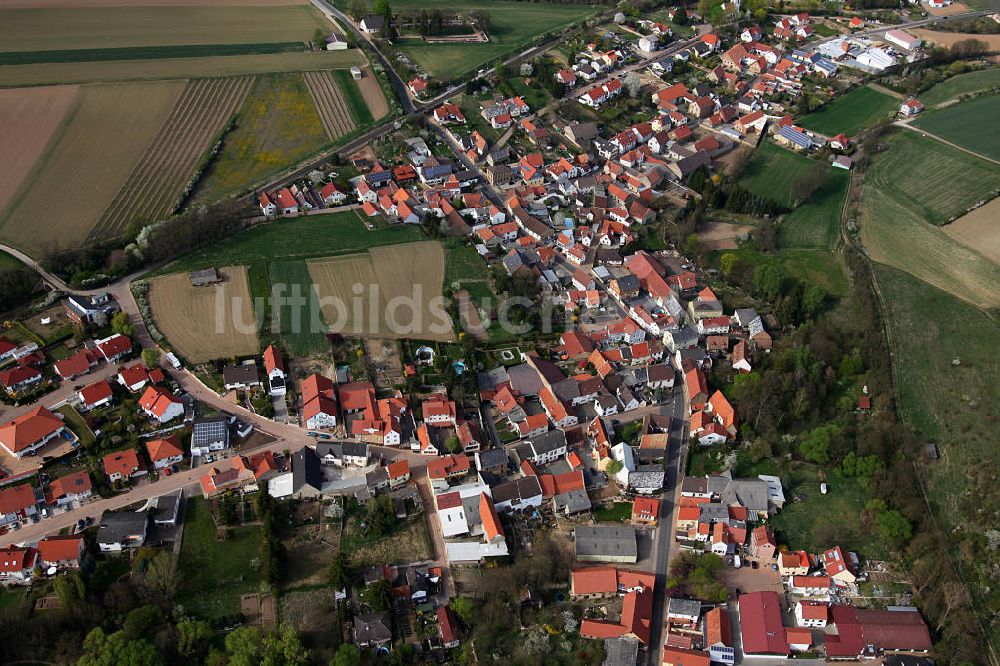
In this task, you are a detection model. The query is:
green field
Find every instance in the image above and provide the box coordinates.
[860,131,1000,308]
[165,210,427,272]
[332,69,374,125]
[268,260,329,357]
[382,0,598,80]
[911,94,1000,161]
[176,497,264,618]
[194,73,329,202]
[779,168,850,249]
[593,502,633,523]
[740,141,812,207]
[0,51,364,87]
[920,67,1000,107]
[0,42,307,66]
[0,5,328,53]
[798,85,899,137]
[723,247,848,298]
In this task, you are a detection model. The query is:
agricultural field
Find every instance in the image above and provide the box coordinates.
[303,70,357,139]
[268,259,330,357]
[0,81,183,256]
[352,68,390,120]
[0,85,79,215]
[165,210,427,272]
[194,73,328,202]
[332,69,375,125]
[911,94,1000,161]
[0,51,364,87]
[147,265,260,363]
[95,77,254,236]
[798,85,899,137]
[380,0,598,79]
[0,5,329,53]
[778,168,849,249]
[943,197,1000,266]
[860,130,1000,308]
[308,241,452,340]
[919,66,1000,107]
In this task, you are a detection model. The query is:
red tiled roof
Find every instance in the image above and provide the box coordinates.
[263,344,284,375]
[0,365,41,388]
[139,386,181,418]
[97,334,131,359]
[102,449,141,478]
[55,349,95,378]
[480,493,504,541]
[47,470,91,501]
[632,496,658,522]
[739,591,788,656]
[79,380,112,406]
[0,545,36,573]
[387,459,409,480]
[427,453,470,479]
[571,566,617,595]
[146,435,183,463]
[0,483,36,514]
[0,405,64,454]
[662,647,710,666]
[37,535,83,564]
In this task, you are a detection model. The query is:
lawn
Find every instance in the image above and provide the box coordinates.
[778,168,850,250]
[332,69,374,126]
[592,502,633,523]
[164,210,427,272]
[57,405,96,446]
[911,94,1000,161]
[920,66,1000,107]
[381,0,598,80]
[860,130,1000,308]
[176,497,264,618]
[740,141,813,207]
[735,457,887,559]
[0,250,21,271]
[194,73,329,202]
[798,85,899,137]
[268,260,329,357]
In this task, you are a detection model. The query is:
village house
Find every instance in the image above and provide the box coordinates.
[0,405,73,458]
[103,449,145,484]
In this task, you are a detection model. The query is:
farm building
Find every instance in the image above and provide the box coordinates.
[189,268,220,287]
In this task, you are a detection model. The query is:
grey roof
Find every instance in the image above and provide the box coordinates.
[491,475,542,504]
[646,364,674,384]
[316,442,343,460]
[507,363,545,396]
[681,477,708,494]
[342,441,369,458]
[614,274,641,293]
[222,362,260,386]
[353,611,392,644]
[720,478,769,514]
[668,597,702,618]
[96,510,148,545]
[292,446,323,494]
[733,308,758,326]
[554,489,592,514]
[192,416,229,448]
[706,473,731,495]
[699,502,730,525]
[603,637,640,666]
[360,15,385,30]
[672,150,712,177]
[574,525,637,559]
[567,121,599,142]
[477,367,511,391]
[189,268,220,286]
[366,466,388,487]
[475,448,510,471]
[628,467,664,491]
[524,429,567,457]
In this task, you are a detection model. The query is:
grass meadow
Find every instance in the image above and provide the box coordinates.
[778,168,850,250]
[268,260,330,357]
[740,141,811,206]
[332,69,374,126]
[798,85,899,137]
[911,94,1000,161]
